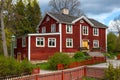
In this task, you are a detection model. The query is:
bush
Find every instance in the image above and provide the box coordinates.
[104,53,115,59]
[48,53,71,70]
[104,63,120,80]
[73,52,88,61]
[20,60,35,74]
[0,55,36,78]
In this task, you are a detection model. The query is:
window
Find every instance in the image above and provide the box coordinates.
[66,24,72,34]
[42,27,46,33]
[83,26,88,35]
[51,24,56,32]
[22,37,26,47]
[93,28,99,36]
[36,37,45,47]
[80,20,84,23]
[66,38,73,48]
[48,38,56,47]
[93,40,99,48]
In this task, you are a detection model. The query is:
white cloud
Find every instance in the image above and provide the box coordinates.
[87,8,120,25]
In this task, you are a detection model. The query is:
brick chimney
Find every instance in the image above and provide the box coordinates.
[61,8,69,15]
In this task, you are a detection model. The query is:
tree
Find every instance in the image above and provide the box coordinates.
[12,0,42,36]
[49,0,84,16]
[113,16,120,52]
[107,32,117,53]
[0,0,8,57]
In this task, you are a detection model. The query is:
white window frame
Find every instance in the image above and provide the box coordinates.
[83,26,88,35]
[22,37,26,47]
[93,28,99,36]
[93,40,99,48]
[48,38,56,47]
[42,27,46,33]
[66,38,73,48]
[51,24,56,32]
[66,24,73,34]
[36,37,45,47]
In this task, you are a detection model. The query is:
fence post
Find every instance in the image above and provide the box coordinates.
[84,66,87,76]
[62,71,64,80]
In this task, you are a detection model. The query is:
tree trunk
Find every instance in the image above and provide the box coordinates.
[1,0,8,57]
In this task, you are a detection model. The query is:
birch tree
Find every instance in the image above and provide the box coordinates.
[0,0,8,57]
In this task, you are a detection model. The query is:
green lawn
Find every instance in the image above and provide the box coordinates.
[36,62,50,70]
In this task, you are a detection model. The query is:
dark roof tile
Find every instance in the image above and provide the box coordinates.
[48,12,107,28]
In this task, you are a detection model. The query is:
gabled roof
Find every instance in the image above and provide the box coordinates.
[88,18,108,28]
[48,12,78,23]
[38,12,107,28]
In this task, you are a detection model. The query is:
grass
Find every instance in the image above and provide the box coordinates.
[36,62,50,70]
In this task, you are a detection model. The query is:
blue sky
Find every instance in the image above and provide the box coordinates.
[39,0,120,26]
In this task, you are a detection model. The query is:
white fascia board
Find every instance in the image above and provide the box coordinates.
[72,16,94,26]
[28,33,60,36]
[47,12,60,22]
[36,13,47,32]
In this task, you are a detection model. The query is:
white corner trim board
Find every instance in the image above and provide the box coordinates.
[59,23,62,52]
[28,35,31,61]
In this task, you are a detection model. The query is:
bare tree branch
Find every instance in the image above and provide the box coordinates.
[49,0,84,16]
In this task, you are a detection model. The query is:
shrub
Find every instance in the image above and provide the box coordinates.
[20,60,35,74]
[0,55,36,78]
[48,53,71,70]
[104,63,120,80]
[73,52,88,61]
[104,53,115,59]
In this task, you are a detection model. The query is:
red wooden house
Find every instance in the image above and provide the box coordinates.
[14,9,107,61]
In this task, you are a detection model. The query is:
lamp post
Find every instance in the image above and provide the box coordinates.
[11,35,15,58]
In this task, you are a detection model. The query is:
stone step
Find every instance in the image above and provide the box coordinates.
[87,52,104,57]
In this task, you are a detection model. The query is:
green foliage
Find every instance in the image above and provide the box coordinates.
[83,77,97,80]
[104,53,115,59]
[104,63,120,80]
[73,52,89,61]
[37,62,50,70]
[0,0,42,55]
[0,56,36,78]
[48,53,71,70]
[107,32,117,53]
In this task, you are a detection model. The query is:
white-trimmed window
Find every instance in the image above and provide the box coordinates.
[42,27,46,33]
[66,24,72,34]
[93,28,99,36]
[66,38,73,48]
[93,40,99,48]
[22,37,26,47]
[48,38,56,47]
[83,26,88,35]
[51,24,56,32]
[36,37,45,47]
